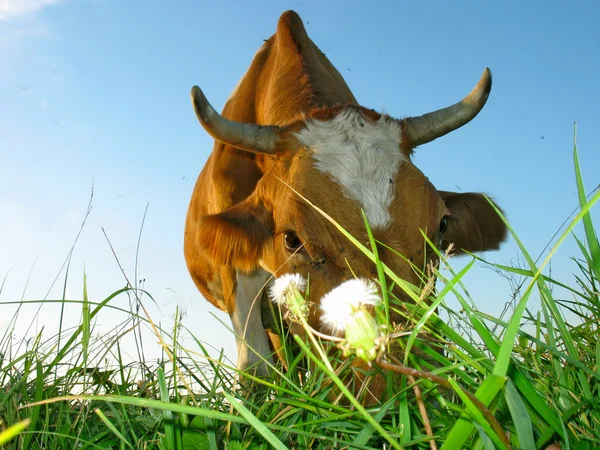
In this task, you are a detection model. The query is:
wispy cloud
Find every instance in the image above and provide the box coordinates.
[0,1,61,85]
[0,0,66,20]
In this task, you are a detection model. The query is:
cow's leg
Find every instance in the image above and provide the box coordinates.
[261,284,287,367]
[231,269,274,376]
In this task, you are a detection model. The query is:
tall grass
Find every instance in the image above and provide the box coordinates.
[0,133,598,449]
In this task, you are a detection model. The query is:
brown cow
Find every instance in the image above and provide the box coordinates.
[184,11,506,379]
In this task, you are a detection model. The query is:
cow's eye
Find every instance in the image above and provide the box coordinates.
[439,217,448,235]
[284,231,304,253]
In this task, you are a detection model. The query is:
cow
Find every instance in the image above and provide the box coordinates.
[184,10,507,385]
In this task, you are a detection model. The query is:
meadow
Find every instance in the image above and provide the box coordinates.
[1,137,599,449]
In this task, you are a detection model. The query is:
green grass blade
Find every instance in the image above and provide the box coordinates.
[94,408,134,449]
[510,367,563,439]
[351,397,398,446]
[158,367,180,450]
[490,188,600,377]
[504,378,535,450]
[293,337,403,450]
[450,376,507,450]
[398,376,411,445]
[26,394,247,423]
[489,220,538,377]
[46,288,131,373]
[441,374,506,450]
[362,210,390,323]
[474,423,495,450]
[223,392,288,450]
[405,257,475,364]
[201,399,219,450]
[436,271,500,360]
[473,257,589,301]
[82,271,90,362]
[21,359,44,449]
[0,419,31,446]
[573,126,600,281]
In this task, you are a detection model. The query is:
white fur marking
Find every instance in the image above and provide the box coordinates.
[231,270,273,375]
[295,109,405,228]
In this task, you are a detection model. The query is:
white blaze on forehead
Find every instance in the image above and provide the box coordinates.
[295,108,405,228]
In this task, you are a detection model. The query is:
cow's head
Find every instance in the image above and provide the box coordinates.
[191,68,507,331]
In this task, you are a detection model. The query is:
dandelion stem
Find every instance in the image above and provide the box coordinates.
[296,316,403,450]
[408,374,437,450]
[304,324,345,342]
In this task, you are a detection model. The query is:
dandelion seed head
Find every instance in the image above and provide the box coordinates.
[320,278,381,333]
[269,273,306,305]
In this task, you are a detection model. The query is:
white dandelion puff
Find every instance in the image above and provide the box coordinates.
[320,278,381,333]
[269,273,307,305]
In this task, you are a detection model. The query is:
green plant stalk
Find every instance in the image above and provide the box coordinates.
[362,211,391,325]
[292,324,403,450]
[82,272,90,362]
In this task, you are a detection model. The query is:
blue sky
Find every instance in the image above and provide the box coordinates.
[1,1,599,364]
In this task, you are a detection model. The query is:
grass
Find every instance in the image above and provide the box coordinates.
[1,132,599,449]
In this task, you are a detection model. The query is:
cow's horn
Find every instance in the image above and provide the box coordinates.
[403,68,492,148]
[191,86,280,154]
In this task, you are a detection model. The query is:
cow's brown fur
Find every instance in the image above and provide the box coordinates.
[185,10,507,400]
[185,11,357,314]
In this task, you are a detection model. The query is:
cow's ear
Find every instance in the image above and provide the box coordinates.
[198,195,273,272]
[438,191,507,255]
